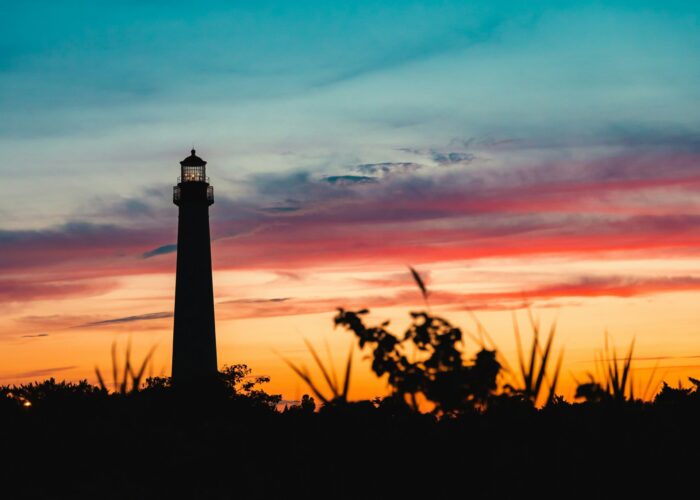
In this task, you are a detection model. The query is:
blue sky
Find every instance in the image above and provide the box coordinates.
[3,2,698,167]
[3,1,700,392]
[0,0,698,237]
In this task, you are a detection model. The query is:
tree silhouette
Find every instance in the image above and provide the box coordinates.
[334,308,500,414]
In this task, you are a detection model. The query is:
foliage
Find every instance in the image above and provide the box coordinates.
[575,335,635,403]
[144,376,172,390]
[218,363,282,410]
[280,339,353,406]
[503,311,563,407]
[654,377,700,405]
[300,394,316,412]
[283,394,317,414]
[574,381,613,403]
[0,378,102,410]
[334,308,501,414]
[94,340,156,395]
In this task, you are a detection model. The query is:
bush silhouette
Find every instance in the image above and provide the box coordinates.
[335,308,501,415]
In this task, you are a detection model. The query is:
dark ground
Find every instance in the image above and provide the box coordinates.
[1,387,698,500]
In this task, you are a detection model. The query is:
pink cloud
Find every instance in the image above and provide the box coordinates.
[0,278,118,303]
[216,275,700,319]
[3,148,700,304]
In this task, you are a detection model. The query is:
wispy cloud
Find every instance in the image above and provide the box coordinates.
[0,222,170,273]
[78,312,172,328]
[220,297,291,305]
[215,274,700,319]
[323,175,378,185]
[0,278,117,303]
[354,162,422,176]
[4,142,700,305]
[398,146,476,166]
[2,365,77,380]
[143,244,177,259]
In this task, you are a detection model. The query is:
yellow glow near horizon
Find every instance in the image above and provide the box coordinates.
[3,256,700,405]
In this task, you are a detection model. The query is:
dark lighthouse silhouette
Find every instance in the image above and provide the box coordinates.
[172,149,218,384]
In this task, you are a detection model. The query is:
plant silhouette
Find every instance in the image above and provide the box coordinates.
[575,335,637,403]
[280,339,353,406]
[335,307,501,414]
[503,311,563,407]
[94,339,156,394]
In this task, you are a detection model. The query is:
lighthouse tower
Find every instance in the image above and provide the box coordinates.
[172,149,218,384]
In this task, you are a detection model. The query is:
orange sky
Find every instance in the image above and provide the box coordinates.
[3,252,700,403]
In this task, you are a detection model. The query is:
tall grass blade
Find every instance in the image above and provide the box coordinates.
[111,341,118,393]
[547,350,564,404]
[620,339,635,400]
[279,355,329,404]
[642,361,660,401]
[130,345,157,392]
[120,340,132,395]
[95,367,107,392]
[463,309,514,378]
[533,322,556,403]
[526,317,539,394]
[324,339,339,392]
[527,309,540,337]
[465,309,499,350]
[512,312,526,384]
[650,369,669,400]
[304,338,339,398]
[341,344,353,401]
[629,373,635,401]
[408,266,428,300]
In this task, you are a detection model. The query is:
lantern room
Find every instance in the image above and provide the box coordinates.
[179,149,207,182]
[174,149,214,206]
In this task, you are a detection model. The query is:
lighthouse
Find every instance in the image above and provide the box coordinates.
[172,149,218,384]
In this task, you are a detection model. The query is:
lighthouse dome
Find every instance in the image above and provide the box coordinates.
[180,149,207,167]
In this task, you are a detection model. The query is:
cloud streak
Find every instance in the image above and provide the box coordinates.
[78,312,173,328]
[4,143,700,306]
[215,274,700,319]
[2,366,77,380]
[143,244,177,259]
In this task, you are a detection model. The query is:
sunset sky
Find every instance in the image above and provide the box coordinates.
[2,1,700,401]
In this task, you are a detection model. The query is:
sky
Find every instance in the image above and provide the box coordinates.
[1,1,700,401]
